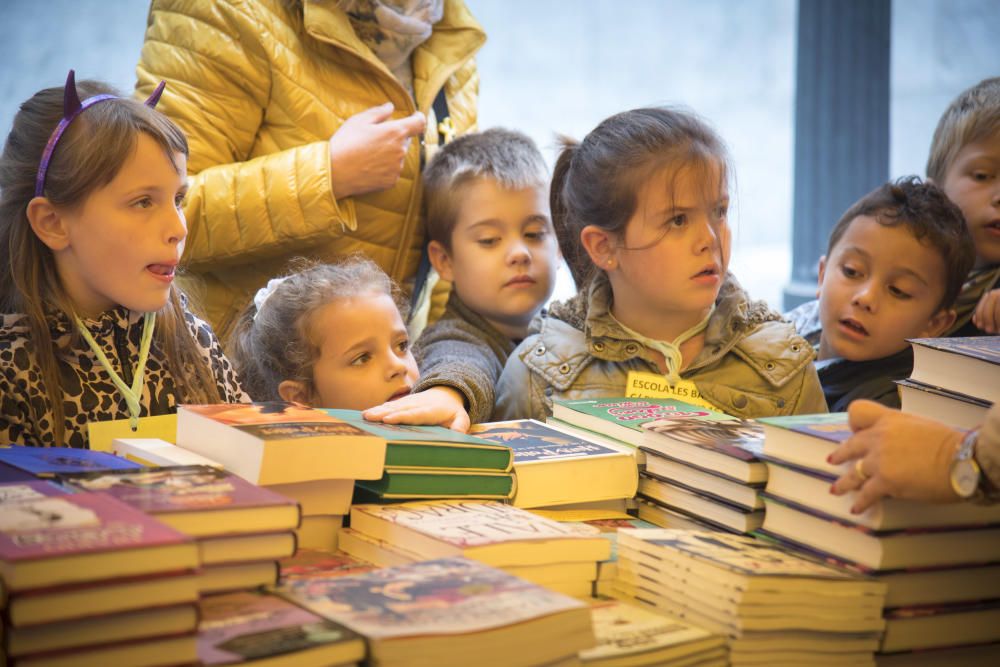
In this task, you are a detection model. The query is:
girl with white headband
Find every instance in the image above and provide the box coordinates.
[232,256,455,421]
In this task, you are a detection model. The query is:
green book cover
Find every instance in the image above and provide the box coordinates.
[355,467,515,501]
[551,397,735,446]
[322,409,513,472]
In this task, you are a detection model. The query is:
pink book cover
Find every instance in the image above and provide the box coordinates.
[0,480,70,504]
[57,465,296,514]
[0,491,191,563]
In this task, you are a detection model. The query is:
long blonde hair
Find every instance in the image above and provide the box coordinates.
[0,79,222,446]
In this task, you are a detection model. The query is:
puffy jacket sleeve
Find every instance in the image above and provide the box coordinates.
[135,0,353,270]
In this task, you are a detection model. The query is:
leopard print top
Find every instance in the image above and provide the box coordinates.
[0,305,249,448]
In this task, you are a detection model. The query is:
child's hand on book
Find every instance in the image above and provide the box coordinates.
[363,386,471,432]
[972,287,1000,334]
[828,400,962,512]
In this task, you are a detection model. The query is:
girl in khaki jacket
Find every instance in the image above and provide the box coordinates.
[494,108,827,421]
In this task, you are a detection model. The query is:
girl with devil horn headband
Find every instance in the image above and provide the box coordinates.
[0,71,248,448]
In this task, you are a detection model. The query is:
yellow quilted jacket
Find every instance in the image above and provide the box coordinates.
[135,0,484,342]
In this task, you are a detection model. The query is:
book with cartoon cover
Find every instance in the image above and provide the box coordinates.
[58,465,300,537]
[281,557,590,640]
[551,397,727,448]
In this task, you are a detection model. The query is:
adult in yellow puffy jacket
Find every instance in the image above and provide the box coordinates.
[135,0,485,343]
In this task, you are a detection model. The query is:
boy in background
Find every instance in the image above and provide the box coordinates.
[926,76,1000,335]
[364,129,558,430]
[786,177,974,411]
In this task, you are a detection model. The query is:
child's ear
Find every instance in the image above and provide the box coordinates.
[277,380,311,406]
[816,255,828,298]
[427,240,454,282]
[26,197,70,251]
[580,225,617,271]
[920,307,957,338]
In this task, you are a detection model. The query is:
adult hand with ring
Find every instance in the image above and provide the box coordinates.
[829,400,964,514]
[854,458,869,483]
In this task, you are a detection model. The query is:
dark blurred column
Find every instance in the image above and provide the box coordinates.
[784,0,891,310]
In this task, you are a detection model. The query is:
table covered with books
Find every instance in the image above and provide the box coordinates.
[2,386,1000,666]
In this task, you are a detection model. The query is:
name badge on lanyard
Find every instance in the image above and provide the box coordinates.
[624,370,719,410]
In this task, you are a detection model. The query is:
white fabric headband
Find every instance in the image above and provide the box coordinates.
[253,276,288,319]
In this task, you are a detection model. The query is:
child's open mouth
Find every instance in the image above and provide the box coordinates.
[839,318,868,336]
[147,263,176,279]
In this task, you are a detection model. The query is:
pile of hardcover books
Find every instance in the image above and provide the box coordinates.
[323,409,516,503]
[758,411,1000,660]
[280,556,596,667]
[0,473,200,665]
[638,404,767,534]
[176,403,389,552]
[614,528,887,666]
[339,499,611,598]
[546,396,769,534]
[896,336,998,429]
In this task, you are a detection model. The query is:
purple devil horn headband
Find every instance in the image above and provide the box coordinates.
[34,70,167,197]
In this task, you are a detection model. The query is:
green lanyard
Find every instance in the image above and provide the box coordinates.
[75,312,156,430]
[613,308,714,386]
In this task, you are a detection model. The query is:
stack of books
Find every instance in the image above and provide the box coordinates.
[580,516,661,598]
[58,465,301,594]
[176,402,388,551]
[0,481,200,665]
[614,528,887,665]
[757,414,1000,658]
[197,589,364,666]
[638,408,767,534]
[279,556,596,667]
[896,336,998,429]
[582,598,726,666]
[324,409,515,503]
[340,499,611,598]
[470,419,637,508]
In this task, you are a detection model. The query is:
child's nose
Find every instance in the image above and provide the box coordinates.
[386,351,409,378]
[165,206,187,245]
[507,239,531,265]
[694,215,720,252]
[852,282,878,311]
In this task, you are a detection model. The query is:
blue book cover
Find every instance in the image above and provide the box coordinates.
[0,445,142,477]
[472,419,625,462]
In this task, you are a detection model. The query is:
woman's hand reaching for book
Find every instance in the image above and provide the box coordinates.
[828,400,962,513]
